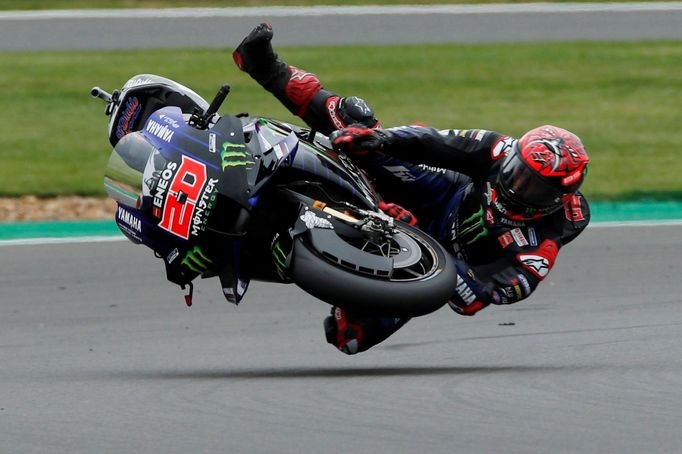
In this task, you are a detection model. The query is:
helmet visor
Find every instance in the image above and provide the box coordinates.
[498,146,567,211]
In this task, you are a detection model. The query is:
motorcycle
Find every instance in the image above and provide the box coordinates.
[91,74,457,317]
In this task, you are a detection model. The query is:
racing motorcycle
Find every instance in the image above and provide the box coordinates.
[91,74,457,317]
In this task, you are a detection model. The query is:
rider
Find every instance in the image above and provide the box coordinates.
[233,24,590,355]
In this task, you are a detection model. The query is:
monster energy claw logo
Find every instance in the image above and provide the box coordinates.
[460,207,489,246]
[220,142,253,170]
[272,240,287,271]
[181,246,214,273]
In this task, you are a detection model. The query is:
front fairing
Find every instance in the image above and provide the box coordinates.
[107,74,210,148]
[141,106,249,211]
[106,106,254,303]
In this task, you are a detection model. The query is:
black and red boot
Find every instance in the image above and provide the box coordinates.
[323,306,410,355]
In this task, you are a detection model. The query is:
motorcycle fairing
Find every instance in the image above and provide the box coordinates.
[242,118,300,193]
[107,106,387,307]
[247,117,377,210]
[135,110,306,304]
[107,74,209,148]
[218,240,250,305]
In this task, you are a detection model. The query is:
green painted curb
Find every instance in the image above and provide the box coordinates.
[0,220,121,240]
[1,201,681,241]
[589,201,682,223]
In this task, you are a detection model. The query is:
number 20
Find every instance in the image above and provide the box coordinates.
[159,156,207,239]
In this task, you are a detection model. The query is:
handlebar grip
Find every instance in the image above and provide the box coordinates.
[91,86,112,102]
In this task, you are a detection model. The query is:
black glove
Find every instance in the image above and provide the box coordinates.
[338,96,379,129]
[329,126,390,155]
[233,23,277,74]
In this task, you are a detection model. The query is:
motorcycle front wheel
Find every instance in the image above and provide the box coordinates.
[290,220,457,318]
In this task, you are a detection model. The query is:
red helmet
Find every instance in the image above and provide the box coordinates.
[495,125,589,220]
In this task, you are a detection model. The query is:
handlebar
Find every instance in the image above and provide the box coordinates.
[90,86,112,103]
[189,84,231,130]
[205,84,230,120]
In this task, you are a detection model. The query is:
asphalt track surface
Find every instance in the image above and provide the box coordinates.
[1,223,682,453]
[2,3,682,50]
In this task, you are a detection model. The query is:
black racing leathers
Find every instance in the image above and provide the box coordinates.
[366,126,590,315]
[234,35,590,352]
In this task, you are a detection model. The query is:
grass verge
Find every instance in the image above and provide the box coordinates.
[1,41,681,200]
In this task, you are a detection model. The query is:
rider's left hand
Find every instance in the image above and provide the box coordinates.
[447,269,501,316]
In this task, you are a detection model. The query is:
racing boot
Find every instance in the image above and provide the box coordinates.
[233,23,324,120]
[323,306,410,355]
[233,23,280,85]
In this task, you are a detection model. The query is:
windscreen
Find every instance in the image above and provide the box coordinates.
[104,132,167,209]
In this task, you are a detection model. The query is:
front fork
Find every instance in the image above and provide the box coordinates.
[270,198,398,281]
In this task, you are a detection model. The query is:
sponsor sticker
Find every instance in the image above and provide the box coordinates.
[146,119,175,143]
[152,161,178,218]
[166,248,179,264]
[518,274,531,296]
[384,165,417,182]
[511,228,528,247]
[455,274,476,305]
[117,206,141,232]
[158,113,180,129]
[528,227,538,246]
[498,232,514,249]
[115,206,143,242]
[190,177,219,237]
[123,77,154,89]
[562,170,582,186]
[300,210,333,230]
[115,97,142,139]
[181,246,214,273]
[417,164,447,174]
[220,142,253,169]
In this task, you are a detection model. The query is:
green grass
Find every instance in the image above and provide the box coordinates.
[1,41,681,200]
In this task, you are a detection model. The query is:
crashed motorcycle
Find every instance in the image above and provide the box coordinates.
[91,74,457,317]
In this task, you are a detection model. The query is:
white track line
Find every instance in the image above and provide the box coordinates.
[2,220,681,246]
[2,3,682,20]
[0,235,125,246]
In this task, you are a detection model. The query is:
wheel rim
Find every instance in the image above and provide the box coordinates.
[342,227,441,282]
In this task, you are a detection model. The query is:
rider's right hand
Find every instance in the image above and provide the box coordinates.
[378,201,418,226]
[330,126,390,155]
